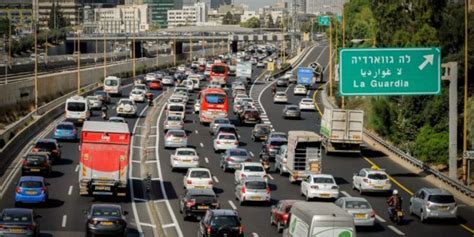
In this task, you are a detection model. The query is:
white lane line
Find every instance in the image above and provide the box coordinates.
[267,174,274,180]
[131,177,143,180]
[134,198,147,202]
[340,191,351,197]
[162,223,176,228]
[74,165,79,172]
[213,176,219,183]
[67,185,73,196]
[152,178,160,181]
[252,233,259,237]
[195,130,199,134]
[375,215,386,223]
[387,225,405,236]
[132,160,141,163]
[200,143,204,148]
[140,222,157,228]
[61,215,67,227]
[132,146,143,149]
[228,200,237,210]
[263,121,271,124]
[249,151,254,157]
[145,160,158,164]
[154,199,167,203]
[205,157,209,163]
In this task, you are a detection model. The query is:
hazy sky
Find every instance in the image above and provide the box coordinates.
[233,0,286,11]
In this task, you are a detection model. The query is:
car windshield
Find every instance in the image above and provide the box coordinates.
[120,100,133,105]
[169,106,184,112]
[67,102,86,112]
[244,166,263,172]
[211,65,226,74]
[25,155,46,164]
[1,212,31,223]
[276,93,286,96]
[35,141,56,150]
[169,131,186,137]
[168,116,182,121]
[211,216,239,226]
[190,171,210,178]
[287,107,298,111]
[269,140,287,146]
[345,201,371,209]
[92,207,121,217]
[57,124,74,130]
[104,79,118,86]
[219,134,236,140]
[302,99,313,103]
[256,126,271,132]
[368,173,387,180]
[230,150,248,157]
[428,195,455,204]
[214,119,229,124]
[131,90,142,95]
[95,91,106,96]
[313,177,334,184]
[246,181,267,189]
[205,94,226,104]
[20,181,43,188]
[177,150,196,156]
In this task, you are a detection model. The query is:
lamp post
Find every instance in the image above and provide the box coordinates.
[462,0,469,183]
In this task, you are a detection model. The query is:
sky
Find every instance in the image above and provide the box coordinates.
[233,0,286,11]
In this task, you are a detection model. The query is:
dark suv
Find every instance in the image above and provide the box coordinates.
[238,108,261,125]
[32,139,61,161]
[21,152,52,176]
[198,209,243,237]
[180,189,219,220]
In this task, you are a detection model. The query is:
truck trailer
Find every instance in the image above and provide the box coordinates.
[320,109,364,154]
[284,131,323,183]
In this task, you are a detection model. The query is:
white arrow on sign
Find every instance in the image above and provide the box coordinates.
[418,54,434,71]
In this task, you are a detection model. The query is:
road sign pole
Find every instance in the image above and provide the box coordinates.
[442,62,458,180]
[329,19,333,97]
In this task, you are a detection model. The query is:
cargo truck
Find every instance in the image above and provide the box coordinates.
[297,67,315,87]
[236,62,252,82]
[79,121,130,197]
[284,131,323,183]
[320,109,363,154]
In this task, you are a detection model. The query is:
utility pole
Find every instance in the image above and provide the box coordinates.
[156,40,159,69]
[463,1,469,183]
[189,38,192,63]
[442,62,459,180]
[132,3,136,80]
[45,29,48,64]
[173,38,176,66]
[103,31,107,79]
[34,20,38,111]
[341,6,345,109]
[77,29,81,94]
[329,18,333,98]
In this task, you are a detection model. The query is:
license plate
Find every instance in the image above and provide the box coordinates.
[439,206,449,211]
[30,168,40,172]
[355,214,366,219]
[95,186,111,191]
[173,138,180,142]
[183,160,191,163]
[195,186,205,189]
[320,194,330,198]
[26,191,37,195]
[374,185,383,189]
[10,228,24,233]
[251,196,262,200]
[101,221,113,226]
[198,205,209,210]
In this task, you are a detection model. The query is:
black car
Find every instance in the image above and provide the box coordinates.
[0,208,41,236]
[238,108,261,125]
[32,139,61,161]
[85,204,127,237]
[21,152,52,176]
[198,209,243,237]
[180,189,219,220]
[251,124,272,141]
[94,90,111,104]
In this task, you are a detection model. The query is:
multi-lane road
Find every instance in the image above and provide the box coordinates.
[0,42,473,237]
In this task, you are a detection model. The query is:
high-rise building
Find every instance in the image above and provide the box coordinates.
[296,0,306,14]
[94,4,151,33]
[143,0,174,28]
[210,0,231,10]
[167,2,207,27]
[36,0,82,28]
[306,0,346,15]
[0,0,33,32]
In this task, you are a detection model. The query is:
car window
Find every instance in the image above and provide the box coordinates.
[245,181,267,189]
[35,141,56,150]
[367,173,387,180]
[211,215,239,226]
[92,207,121,217]
[313,177,334,184]
[169,131,186,137]
[177,150,196,156]
[57,124,74,130]
[190,171,210,178]
[269,140,287,146]
[230,150,248,157]
[20,181,43,188]
[219,134,236,140]
[169,105,184,112]
[1,212,31,222]
[244,166,264,172]
[345,201,371,209]
[25,155,46,164]
[428,195,455,204]
[168,116,182,121]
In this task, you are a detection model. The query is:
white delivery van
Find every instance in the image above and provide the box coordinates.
[65,95,90,124]
[103,76,122,96]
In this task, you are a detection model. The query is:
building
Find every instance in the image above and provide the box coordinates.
[0,0,33,32]
[210,0,231,10]
[240,10,257,23]
[296,0,306,14]
[36,0,82,28]
[306,0,346,15]
[167,2,208,28]
[194,2,208,23]
[143,0,174,28]
[94,4,151,33]
[470,0,474,11]
[217,4,247,15]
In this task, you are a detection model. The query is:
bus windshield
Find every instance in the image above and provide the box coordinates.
[205,94,226,104]
[67,102,86,112]
[211,65,226,74]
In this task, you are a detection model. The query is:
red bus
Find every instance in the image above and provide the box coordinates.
[210,62,229,85]
[199,88,229,123]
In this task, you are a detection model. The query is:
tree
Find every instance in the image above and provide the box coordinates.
[48,1,69,30]
[0,17,15,36]
[222,11,234,25]
[240,17,260,28]
[264,14,274,28]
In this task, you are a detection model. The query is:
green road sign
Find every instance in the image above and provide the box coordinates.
[336,15,342,22]
[339,48,441,96]
[318,16,330,26]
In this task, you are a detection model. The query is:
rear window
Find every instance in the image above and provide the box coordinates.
[205,94,226,104]
[276,93,286,96]
[57,124,74,130]
[92,207,121,217]
[246,181,267,189]
[313,177,334,184]
[428,195,455,204]
[169,131,186,137]
[67,102,86,112]
[211,216,239,226]
[190,171,210,178]
[169,106,184,112]
[1,212,31,223]
[287,107,298,111]
[214,119,229,124]
[245,110,259,116]
[104,79,118,86]
[244,166,264,172]
[177,150,196,156]
[368,173,387,180]
[26,155,46,164]
[35,141,56,150]
[219,134,236,140]
[345,201,371,209]
[219,127,236,133]
[211,65,226,74]
[230,150,248,157]
[20,181,43,188]
[270,140,287,146]
[168,116,182,121]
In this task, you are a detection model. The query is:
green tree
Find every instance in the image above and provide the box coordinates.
[48,2,69,30]
[0,17,15,36]
[222,11,234,25]
[240,17,260,28]
[413,125,449,164]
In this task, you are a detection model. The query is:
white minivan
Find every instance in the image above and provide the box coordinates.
[65,95,90,124]
[103,76,122,96]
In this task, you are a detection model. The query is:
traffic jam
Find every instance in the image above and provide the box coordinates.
[0,43,465,237]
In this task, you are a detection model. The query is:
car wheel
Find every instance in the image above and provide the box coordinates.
[222,165,227,172]
[251,136,255,141]
[305,191,310,201]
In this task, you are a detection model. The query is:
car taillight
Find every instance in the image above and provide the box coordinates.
[43,161,49,167]
[89,219,98,225]
[53,149,58,153]
[206,224,212,234]
[241,187,246,193]
[208,181,213,185]
[15,187,21,193]
[370,211,375,218]
[226,157,234,161]
[241,173,246,178]
[311,185,319,189]
[385,180,390,184]
[239,225,244,234]
[234,141,239,145]
[185,199,196,207]
[22,159,28,166]
[216,140,221,144]
[186,179,192,184]
[32,148,40,152]
[266,187,271,194]
[165,134,171,138]
[283,213,289,221]
[164,121,168,125]
[41,187,47,193]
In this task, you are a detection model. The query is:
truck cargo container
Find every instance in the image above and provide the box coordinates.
[284,131,323,183]
[320,109,363,154]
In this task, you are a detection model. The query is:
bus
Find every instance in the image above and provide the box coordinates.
[199,88,229,124]
[210,61,229,85]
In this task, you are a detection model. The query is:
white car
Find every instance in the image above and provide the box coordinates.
[188,75,201,89]
[234,162,267,184]
[162,76,174,86]
[335,197,375,227]
[129,89,145,102]
[168,96,186,105]
[183,168,213,190]
[273,92,288,103]
[116,99,137,117]
[213,132,239,152]
[299,98,315,111]
[352,168,392,194]
[207,81,222,89]
[133,84,148,94]
[234,94,249,105]
[182,79,194,92]
[194,99,201,113]
[293,85,308,95]
[177,64,186,72]
[170,148,199,170]
[301,174,339,201]
[145,73,157,82]
[86,95,102,110]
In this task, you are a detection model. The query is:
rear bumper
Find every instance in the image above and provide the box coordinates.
[16,193,47,203]
[425,209,457,219]
[354,217,375,226]
[307,190,339,199]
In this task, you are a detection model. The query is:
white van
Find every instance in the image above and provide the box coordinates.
[166,103,186,118]
[103,76,122,96]
[65,95,90,124]
[284,202,356,237]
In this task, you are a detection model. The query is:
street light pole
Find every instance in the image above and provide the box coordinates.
[132,4,136,80]
[341,5,345,109]
[103,31,107,79]
[329,18,333,98]
[463,1,469,183]
[34,21,38,111]
[77,30,81,94]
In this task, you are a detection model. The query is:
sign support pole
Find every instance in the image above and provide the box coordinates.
[329,18,333,97]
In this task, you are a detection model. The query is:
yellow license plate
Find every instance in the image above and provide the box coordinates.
[374,186,383,189]
[183,160,191,162]
[101,221,113,226]
[320,194,330,198]
[355,214,366,219]
[195,186,205,189]
[10,228,23,233]
[198,206,209,210]
[30,168,40,172]
[26,191,37,195]
[251,196,261,200]
[439,207,449,210]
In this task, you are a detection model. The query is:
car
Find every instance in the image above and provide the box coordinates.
[134,78,146,85]
[256,61,265,68]
[166,103,186,118]
[220,148,252,172]
[335,197,375,226]
[162,75,174,85]
[234,162,267,184]
[132,84,148,94]
[174,86,188,94]
[32,138,61,161]
[94,90,111,104]
[173,92,189,104]
[164,129,188,148]
[170,148,199,170]
[177,64,186,72]
[213,132,239,152]
[299,98,315,111]
[148,80,162,90]
[274,145,289,175]
[213,124,238,138]
[300,174,339,201]
[238,108,261,125]
[276,76,289,87]
[293,84,308,95]
[168,96,186,105]
[194,99,201,113]
[21,152,52,176]
[0,208,41,236]
[233,94,249,105]
[207,81,222,89]
[261,135,287,158]
[270,199,299,233]
[183,168,213,190]
[145,72,157,82]
[209,118,231,135]
[180,189,219,220]
[15,176,49,206]
[188,75,201,89]
[231,86,247,98]
[251,124,272,142]
[191,61,200,69]
[198,209,243,237]
[108,116,127,123]
[85,204,127,237]
[283,105,301,119]
[273,92,288,103]
[116,99,137,117]
[164,115,184,131]
[86,95,103,110]
[409,188,458,222]
[233,98,253,114]
[235,177,270,205]
[53,121,78,141]
[268,132,287,140]
[352,168,392,194]
[182,79,194,92]
[129,89,146,102]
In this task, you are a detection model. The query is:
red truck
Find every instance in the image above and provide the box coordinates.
[79,121,130,197]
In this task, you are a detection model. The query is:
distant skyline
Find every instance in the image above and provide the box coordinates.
[233,0,286,11]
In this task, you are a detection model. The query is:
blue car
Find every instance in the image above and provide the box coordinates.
[15,176,49,206]
[53,121,78,141]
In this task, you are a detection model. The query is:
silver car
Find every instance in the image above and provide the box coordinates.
[409,188,458,222]
[335,197,375,226]
[164,129,188,148]
[209,118,231,135]
[235,178,271,205]
[283,105,301,119]
[220,148,252,172]
[164,115,184,131]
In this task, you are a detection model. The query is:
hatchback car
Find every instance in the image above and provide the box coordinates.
[270,199,299,232]
[234,162,267,184]
[116,99,137,117]
[198,209,243,237]
[32,139,61,161]
[85,204,127,237]
[261,136,288,158]
[409,188,457,222]
[301,174,339,200]
[180,189,219,220]
[94,90,111,104]
[214,124,238,139]
[183,168,213,190]
[235,178,270,205]
[273,92,288,103]
[164,115,184,131]
[86,95,103,110]
[276,76,289,87]
[209,118,231,135]
[335,197,375,226]
[0,208,41,236]
[293,84,308,95]
[251,124,272,141]
[148,80,162,90]
[129,89,146,102]
[15,176,49,206]
[53,121,78,141]
[162,75,174,86]
[21,153,52,176]
[299,98,316,111]
[170,148,199,170]
[164,129,188,148]
[220,148,252,172]
[213,133,239,152]
[238,108,261,125]
[283,105,301,119]
[352,168,392,194]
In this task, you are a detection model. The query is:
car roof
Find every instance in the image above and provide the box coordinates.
[187,188,215,196]
[19,176,44,182]
[286,105,299,108]
[1,208,33,215]
[362,168,387,174]
[91,204,122,209]
[176,148,196,152]
[83,121,130,134]
[189,168,210,172]
[310,174,335,179]
[243,162,262,166]
[58,121,75,126]
[338,197,369,203]
[227,148,248,153]
[217,132,237,137]
[209,209,238,217]
[421,188,453,196]
[217,124,236,128]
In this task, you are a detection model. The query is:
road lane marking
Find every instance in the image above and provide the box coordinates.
[267,174,274,180]
[67,185,73,196]
[145,160,158,164]
[375,215,386,223]
[195,130,198,134]
[460,224,474,234]
[252,233,259,237]
[74,165,79,172]
[249,151,254,157]
[134,198,147,202]
[61,215,67,227]
[228,200,237,210]
[213,176,219,183]
[200,143,204,147]
[140,222,157,228]
[263,121,271,124]
[162,223,176,228]
[205,157,209,163]
[340,190,351,197]
[387,225,405,236]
